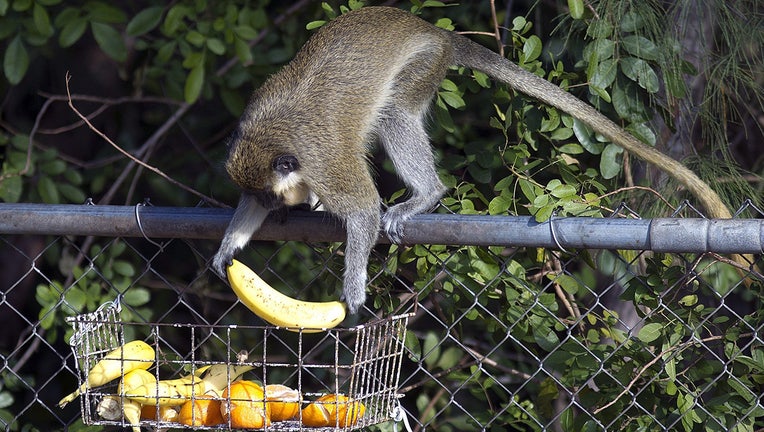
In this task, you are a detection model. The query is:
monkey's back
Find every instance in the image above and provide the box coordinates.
[227,7,455,205]
[245,7,453,149]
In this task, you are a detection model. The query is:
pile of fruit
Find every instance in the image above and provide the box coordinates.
[57,340,365,430]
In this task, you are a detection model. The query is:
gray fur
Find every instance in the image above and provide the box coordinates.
[213,6,724,314]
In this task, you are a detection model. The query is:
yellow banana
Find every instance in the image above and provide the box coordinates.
[118,369,156,396]
[198,363,254,397]
[95,395,141,432]
[121,398,142,432]
[58,340,155,408]
[226,259,347,332]
[124,371,207,407]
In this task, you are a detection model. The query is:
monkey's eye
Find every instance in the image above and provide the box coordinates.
[272,154,300,174]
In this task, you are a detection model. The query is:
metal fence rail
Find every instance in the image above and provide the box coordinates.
[2,203,763,252]
[0,201,762,431]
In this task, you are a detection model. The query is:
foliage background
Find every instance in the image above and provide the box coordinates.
[0,0,762,430]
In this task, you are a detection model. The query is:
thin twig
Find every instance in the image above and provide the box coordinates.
[65,73,226,207]
[97,0,312,205]
[489,0,504,57]
[593,332,754,414]
[594,186,677,211]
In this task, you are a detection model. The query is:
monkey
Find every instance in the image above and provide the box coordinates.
[212,6,728,314]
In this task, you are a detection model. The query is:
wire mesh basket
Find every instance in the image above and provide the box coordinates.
[65,301,411,431]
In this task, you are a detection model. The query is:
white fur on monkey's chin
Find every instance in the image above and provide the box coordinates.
[273,172,310,206]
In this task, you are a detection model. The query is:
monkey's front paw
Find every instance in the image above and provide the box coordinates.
[211,252,232,280]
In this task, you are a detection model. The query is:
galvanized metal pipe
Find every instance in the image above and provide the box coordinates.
[0,203,762,253]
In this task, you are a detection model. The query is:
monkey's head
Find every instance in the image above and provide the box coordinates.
[225,125,310,210]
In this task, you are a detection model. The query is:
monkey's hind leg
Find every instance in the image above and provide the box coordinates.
[341,209,380,314]
[379,110,447,243]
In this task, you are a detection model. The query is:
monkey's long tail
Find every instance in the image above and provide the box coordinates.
[449,33,732,220]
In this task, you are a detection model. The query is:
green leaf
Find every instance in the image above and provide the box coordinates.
[86,2,126,23]
[162,4,188,36]
[4,35,29,84]
[627,122,656,146]
[583,39,615,61]
[156,40,176,63]
[567,0,584,19]
[33,3,53,37]
[620,11,643,32]
[0,392,13,409]
[518,178,538,202]
[637,322,663,343]
[620,57,659,93]
[58,184,86,203]
[600,143,623,179]
[126,6,164,36]
[12,0,31,12]
[488,194,512,215]
[234,25,258,40]
[306,20,326,30]
[533,327,559,351]
[112,260,135,277]
[435,347,462,370]
[612,81,649,123]
[554,274,580,295]
[64,287,87,312]
[37,175,59,203]
[438,91,465,109]
[572,119,604,154]
[550,127,574,141]
[422,332,440,368]
[184,63,204,103]
[185,30,205,46]
[0,174,22,202]
[589,59,617,92]
[206,38,226,55]
[621,35,660,61]
[521,35,542,63]
[59,17,87,47]
[122,287,151,307]
[558,143,584,154]
[91,22,127,62]
[234,37,252,64]
[550,183,577,199]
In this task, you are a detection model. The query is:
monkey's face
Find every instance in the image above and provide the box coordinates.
[270,154,310,206]
[226,144,309,210]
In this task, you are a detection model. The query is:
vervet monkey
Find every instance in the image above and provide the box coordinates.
[212,6,727,314]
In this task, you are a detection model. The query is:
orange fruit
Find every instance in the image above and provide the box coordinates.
[264,384,300,421]
[139,404,178,422]
[301,394,366,427]
[301,398,331,427]
[178,395,224,426]
[220,380,271,429]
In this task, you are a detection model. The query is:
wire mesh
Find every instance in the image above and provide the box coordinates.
[65,300,410,431]
[0,201,762,431]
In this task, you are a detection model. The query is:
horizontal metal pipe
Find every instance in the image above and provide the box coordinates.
[0,204,762,253]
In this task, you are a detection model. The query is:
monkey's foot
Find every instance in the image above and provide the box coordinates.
[381,212,405,244]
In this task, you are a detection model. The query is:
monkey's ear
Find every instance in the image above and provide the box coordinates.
[272,154,300,174]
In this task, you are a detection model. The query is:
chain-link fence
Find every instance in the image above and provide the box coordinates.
[1,201,762,431]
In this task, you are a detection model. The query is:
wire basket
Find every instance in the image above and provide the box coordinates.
[66,301,411,431]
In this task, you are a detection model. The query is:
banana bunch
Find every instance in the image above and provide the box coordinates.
[95,362,252,431]
[226,259,347,332]
[58,340,155,408]
[122,363,253,406]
